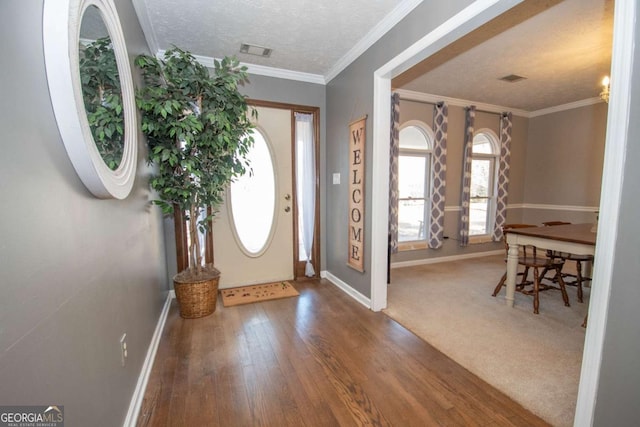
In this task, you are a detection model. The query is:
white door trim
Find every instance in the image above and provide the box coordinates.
[371,0,525,312]
[371,1,636,426]
[574,0,635,424]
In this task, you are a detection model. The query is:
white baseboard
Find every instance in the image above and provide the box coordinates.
[321,270,371,309]
[123,291,173,427]
[391,249,503,269]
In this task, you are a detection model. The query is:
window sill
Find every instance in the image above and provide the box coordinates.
[398,241,428,251]
[469,235,494,244]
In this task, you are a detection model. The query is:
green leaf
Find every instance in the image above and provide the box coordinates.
[134,46,255,260]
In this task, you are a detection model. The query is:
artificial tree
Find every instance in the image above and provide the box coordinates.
[135,47,255,287]
[79,36,124,170]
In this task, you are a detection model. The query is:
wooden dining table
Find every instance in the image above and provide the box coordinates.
[504,223,597,307]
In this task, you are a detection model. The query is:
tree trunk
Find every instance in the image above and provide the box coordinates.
[189,204,202,275]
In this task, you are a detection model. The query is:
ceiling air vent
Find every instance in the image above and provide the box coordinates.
[498,74,527,83]
[240,43,272,58]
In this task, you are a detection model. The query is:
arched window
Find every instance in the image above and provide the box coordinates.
[469,130,500,239]
[398,122,433,243]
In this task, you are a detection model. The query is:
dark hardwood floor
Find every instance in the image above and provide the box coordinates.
[137,279,549,426]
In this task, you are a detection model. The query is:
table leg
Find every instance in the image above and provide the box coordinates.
[584,259,593,285]
[505,242,519,307]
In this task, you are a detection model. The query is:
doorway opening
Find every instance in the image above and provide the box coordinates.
[371,0,634,425]
[173,99,321,284]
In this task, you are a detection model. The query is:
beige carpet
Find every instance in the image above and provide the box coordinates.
[384,255,589,427]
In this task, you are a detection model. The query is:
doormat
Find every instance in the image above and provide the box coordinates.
[220,281,299,307]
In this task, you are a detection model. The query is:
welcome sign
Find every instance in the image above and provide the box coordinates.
[348,116,366,272]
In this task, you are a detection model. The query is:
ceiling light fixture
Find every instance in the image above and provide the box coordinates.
[239,43,272,58]
[600,76,610,103]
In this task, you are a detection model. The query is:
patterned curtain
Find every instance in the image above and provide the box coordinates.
[429,102,448,249]
[459,106,476,247]
[388,92,400,254]
[492,112,513,241]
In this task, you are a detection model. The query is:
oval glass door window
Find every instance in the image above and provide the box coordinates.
[229,130,276,256]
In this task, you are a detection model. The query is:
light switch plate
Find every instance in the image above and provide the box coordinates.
[333,173,340,185]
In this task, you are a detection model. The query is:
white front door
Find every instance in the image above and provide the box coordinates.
[212,106,294,288]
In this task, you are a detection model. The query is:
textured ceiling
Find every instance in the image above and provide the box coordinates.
[134,0,408,76]
[132,0,614,112]
[395,0,614,111]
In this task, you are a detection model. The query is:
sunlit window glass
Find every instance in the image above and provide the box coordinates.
[230,131,275,254]
[398,125,432,243]
[469,132,498,237]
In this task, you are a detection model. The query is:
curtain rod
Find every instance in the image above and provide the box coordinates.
[397,96,436,107]
[467,107,504,117]
[398,96,506,117]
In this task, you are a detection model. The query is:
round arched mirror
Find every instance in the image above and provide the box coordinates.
[44,0,137,199]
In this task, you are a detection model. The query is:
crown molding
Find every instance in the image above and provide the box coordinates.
[143,1,424,87]
[325,0,424,83]
[395,88,604,118]
[528,97,605,117]
[241,63,326,85]
[137,1,421,86]
[133,0,611,108]
[394,88,530,117]
[155,50,326,85]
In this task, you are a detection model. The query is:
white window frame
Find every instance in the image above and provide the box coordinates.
[469,129,500,244]
[397,121,434,246]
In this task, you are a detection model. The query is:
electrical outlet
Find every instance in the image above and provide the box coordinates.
[120,333,127,367]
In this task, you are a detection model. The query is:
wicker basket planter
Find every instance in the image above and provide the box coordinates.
[173,267,220,319]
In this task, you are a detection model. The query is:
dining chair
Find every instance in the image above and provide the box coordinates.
[492,224,536,295]
[539,221,594,303]
[492,223,571,314]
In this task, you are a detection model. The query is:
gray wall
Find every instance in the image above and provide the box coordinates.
[0,1,168,426]
[522,103,607,225]
[326,0,475,298]
[593,9,640,423]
